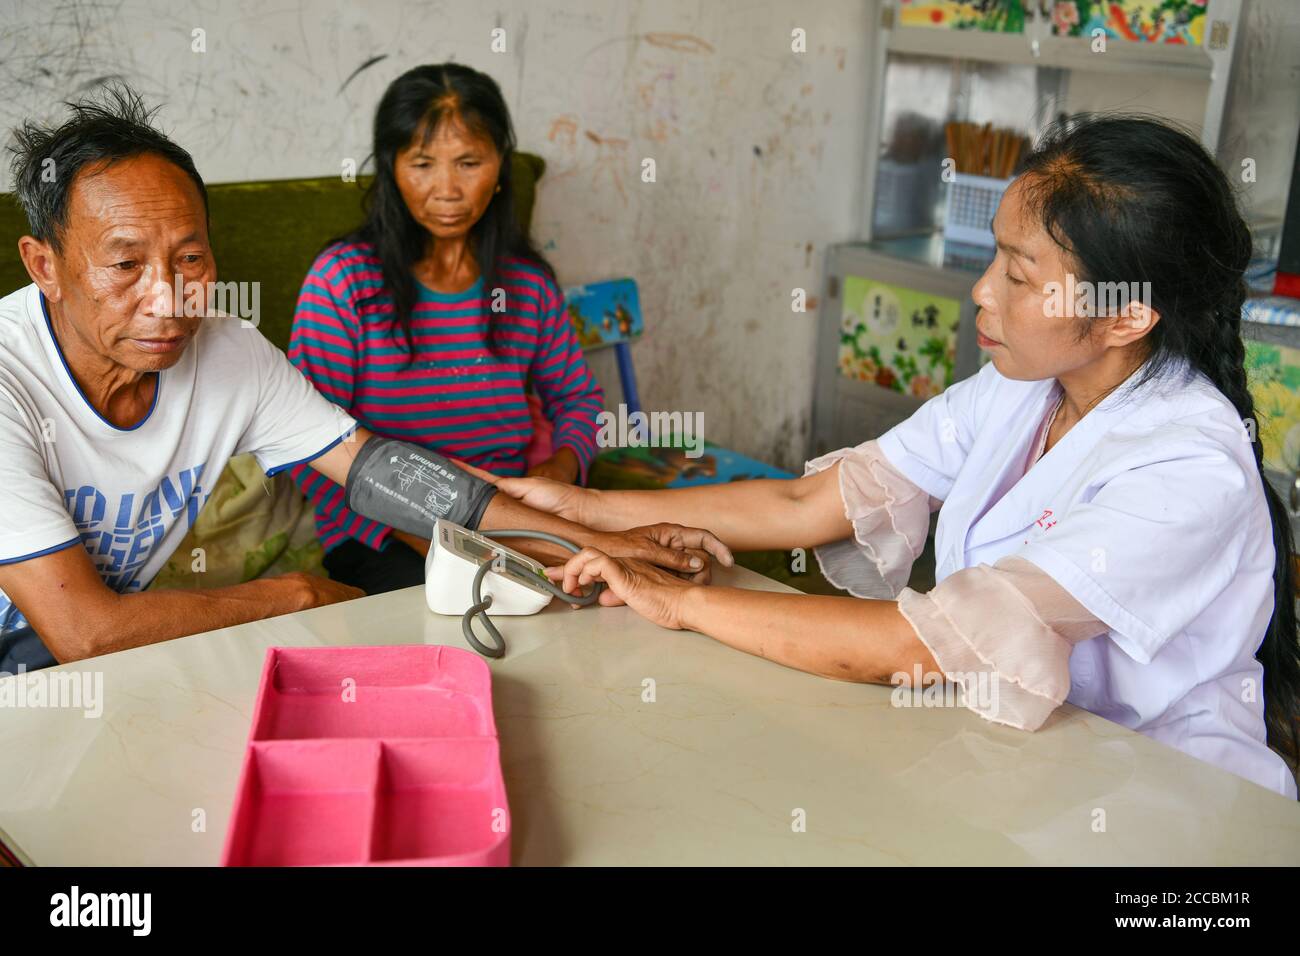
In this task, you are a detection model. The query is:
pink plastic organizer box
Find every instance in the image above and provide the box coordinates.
[221,645,510,866]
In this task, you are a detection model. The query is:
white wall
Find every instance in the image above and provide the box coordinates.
[1220,0,1300,227]
[0,0,873,470]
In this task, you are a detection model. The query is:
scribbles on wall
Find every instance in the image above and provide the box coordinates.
[643,33,715,55]
[338,54,390,94]
[838,276,959,398]
[582,129,632,205]
[0,0,452,189]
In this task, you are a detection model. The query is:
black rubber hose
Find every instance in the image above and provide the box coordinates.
[461,530,605,658]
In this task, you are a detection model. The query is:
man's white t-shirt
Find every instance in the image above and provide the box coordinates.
[0,283,358,643]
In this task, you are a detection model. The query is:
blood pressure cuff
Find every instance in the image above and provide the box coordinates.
[344,436,498,538]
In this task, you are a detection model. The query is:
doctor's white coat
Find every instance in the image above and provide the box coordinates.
[876,356,1297,799]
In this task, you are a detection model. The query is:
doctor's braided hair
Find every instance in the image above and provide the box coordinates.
[1018,114,1300,777]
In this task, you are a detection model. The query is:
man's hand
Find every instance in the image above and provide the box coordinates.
[0,543,368,664]
[525,447,580,484]
[280,571,366,610]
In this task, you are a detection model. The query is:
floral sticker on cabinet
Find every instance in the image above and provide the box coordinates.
[1246,340,1300,473]
[839,276,959,398]
[900,1,1206,46]
[1049,0,1206,46]
[900,1,1028,32]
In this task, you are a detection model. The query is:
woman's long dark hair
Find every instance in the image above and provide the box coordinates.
[1017,115,1300,779]
[340,63,554,360]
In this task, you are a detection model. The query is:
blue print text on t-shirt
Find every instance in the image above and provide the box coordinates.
[0,462,210,635]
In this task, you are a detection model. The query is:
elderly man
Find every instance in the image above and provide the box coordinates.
[0,86,728,671]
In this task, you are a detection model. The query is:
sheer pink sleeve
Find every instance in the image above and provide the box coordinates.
[803,439,940,599]
[896,556,1110,730]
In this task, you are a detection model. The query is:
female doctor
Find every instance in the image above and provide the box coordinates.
[498,116,1300,799]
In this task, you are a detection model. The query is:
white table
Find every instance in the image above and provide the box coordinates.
[1,564,1297,865]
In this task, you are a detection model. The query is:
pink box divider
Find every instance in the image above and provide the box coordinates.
[222,645,510,867]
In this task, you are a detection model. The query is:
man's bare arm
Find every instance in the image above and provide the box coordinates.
[0,541,359,663]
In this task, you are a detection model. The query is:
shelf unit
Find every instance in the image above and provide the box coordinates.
[861,0,1242,242]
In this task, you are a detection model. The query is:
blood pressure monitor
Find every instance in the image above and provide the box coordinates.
[424,519,604,658]
[426,519,554,617]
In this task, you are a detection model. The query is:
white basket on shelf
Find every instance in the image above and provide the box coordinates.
[943,173,1012,248]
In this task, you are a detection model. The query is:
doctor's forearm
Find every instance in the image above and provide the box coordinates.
[678,586,939,683]
[477,492,609,565]
[582,479,813,551]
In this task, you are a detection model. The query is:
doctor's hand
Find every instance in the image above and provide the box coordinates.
[592,523,733,585]
[548,549,698,630]
[496,474,592,524]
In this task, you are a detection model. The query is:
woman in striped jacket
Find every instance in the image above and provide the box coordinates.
[288,64,604,594]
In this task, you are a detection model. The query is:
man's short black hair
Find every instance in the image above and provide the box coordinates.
[7,83,209,253]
